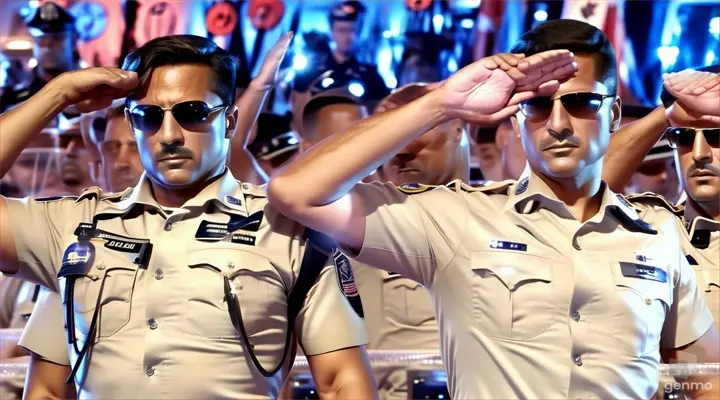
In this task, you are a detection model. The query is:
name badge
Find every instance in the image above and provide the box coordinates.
[620,262,667,283]
[196,221,230,240]
[489,240,527,252]
[58,242,96,277]
[231,233,256,246]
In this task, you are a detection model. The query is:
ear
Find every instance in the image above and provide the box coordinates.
[610,96,622,133]
[510,115,521,139]
[225,105,239,140]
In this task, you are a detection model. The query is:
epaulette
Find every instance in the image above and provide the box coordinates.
[446,179,514,195]
[396,183,438,194]
[240,181,267,198]
[74,186,104,203]
[625,192,684,217]
[35,195,77,202]
[74,186,129,203]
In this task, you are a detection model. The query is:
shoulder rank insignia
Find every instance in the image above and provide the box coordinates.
[446,179,514,194]
[396,182,436,194]
[625,192,684,216]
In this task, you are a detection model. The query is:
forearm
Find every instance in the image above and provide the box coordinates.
[319,375,378,400]
[0,84,67,177]
[602,106,669,192]
[269,90,448,207]
[22,355,76,400]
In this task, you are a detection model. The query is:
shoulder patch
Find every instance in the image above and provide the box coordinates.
[625,192,684,216]
[396,182,436,194]
[334,251,364,318]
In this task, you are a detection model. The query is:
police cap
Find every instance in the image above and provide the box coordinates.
[26,2,76,37]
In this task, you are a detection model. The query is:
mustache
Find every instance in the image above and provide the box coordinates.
[154,144,194,162]
[687,163,720,177]
[541,129,581,150]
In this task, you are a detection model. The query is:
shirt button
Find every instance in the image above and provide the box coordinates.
[574,355,583,366]
[148,319,158,330]
[645,298,652,305]
[146,366,155,376]
[155,269,164,280]
[165,222,174,231]
[572,311,580,322]
[242,183,250,190]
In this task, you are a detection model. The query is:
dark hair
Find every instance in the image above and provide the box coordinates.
[511,19,617,94]
[122,35,236,106]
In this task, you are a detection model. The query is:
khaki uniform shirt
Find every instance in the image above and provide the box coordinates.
[7,169,368,399]
[0,275,39,329]
[353,262,438,399]
[18,287,70,365]
[630,194,720,329]
[345,169,713,399]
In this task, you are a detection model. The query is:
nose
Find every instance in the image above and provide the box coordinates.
[114,144,132,170]
[157,110,184,147]
[546,98,573,138]
[692,130,713,165]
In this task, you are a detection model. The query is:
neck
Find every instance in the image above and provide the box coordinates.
[149,167,225,208]
[333,51,350,64]
[687,197,720,222]
[536,166,604,223]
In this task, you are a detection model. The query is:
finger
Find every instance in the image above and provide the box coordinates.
[516,62,577,92]
[518,49,573,71]
[479,105,521,125]
[480,57,498,70]
[665,71,707,90]
[496,53,524,68]
[700,115,720,124]
[516,58,577,87]
[691,75,720,95]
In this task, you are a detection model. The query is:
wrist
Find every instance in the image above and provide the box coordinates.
[39,78,71,114]
[423,87,454,125]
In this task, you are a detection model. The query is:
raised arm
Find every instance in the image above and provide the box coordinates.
[603,69,720,192]
[228,33,293,185]
[267,50,577,249]
[0,68,137,275]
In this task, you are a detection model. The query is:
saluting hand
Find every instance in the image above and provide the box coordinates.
[437,50,577,125]
[663,69,720,125]
[50,68,138,113]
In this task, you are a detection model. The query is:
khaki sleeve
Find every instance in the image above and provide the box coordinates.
[0,275,22,328]
[18,287,70,366]
[661,219,715,349]
[346,182,465,286]
[4,196,87,288]
[294,256,369,356]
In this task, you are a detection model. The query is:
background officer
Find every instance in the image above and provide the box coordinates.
[0,1,80,113]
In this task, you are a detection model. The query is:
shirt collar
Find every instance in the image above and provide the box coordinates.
[505,165,654,234]
[683,200,720,239]
[95,168,248,218]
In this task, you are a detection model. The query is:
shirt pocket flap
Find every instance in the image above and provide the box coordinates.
[471,251,553,291]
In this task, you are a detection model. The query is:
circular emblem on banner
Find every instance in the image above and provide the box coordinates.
[406,0,432,12]
[69,2,108,41]
[206,2,238,36]
[143,1,178,42]
[248,0,285,30]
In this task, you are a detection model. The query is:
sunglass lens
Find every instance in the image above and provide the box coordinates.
[520,97,553,120]
[172,101,214,132]
[562,93,604,118]
[703,129,720,147]
[130,105,164,133]
[666,128,694,148]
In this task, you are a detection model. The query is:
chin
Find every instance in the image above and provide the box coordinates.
[689,186,720,203]
[541,158,581,178]
[155,170,196,188]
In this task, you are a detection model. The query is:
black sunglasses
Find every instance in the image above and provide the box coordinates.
[519,92,615,121]
[126,101,228,135]
[665,127,720,149]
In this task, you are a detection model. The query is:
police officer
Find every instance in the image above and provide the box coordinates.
[0,34,376,398]
[0,2,80,113]
[248,112,299,176]
[268,19,719,399]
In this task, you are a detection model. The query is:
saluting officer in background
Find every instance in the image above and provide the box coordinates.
[0,34,376,399]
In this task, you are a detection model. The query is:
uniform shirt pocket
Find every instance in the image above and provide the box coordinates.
[610,261,672,358]
[186,247,287,341]
[382,273,435,327]
[470,251,558,340]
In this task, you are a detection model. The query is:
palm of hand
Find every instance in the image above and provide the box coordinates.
[676,91,720,118]
[443,67,516,116]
